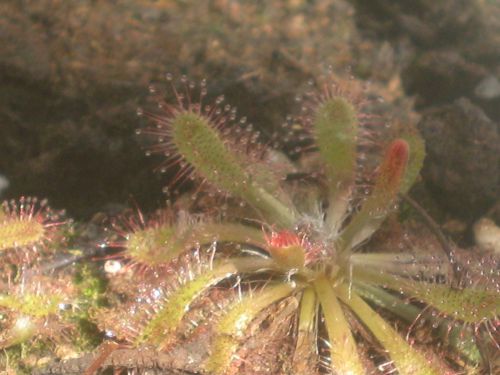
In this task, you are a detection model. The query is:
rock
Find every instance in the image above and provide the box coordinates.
[474,75,500,100]
[402,51,487,108]
[473,217,500,254]
[350,0,484,47]
[0,0,360,219]
[418,98,499,220]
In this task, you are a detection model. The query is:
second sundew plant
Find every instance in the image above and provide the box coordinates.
[96,74,499,375]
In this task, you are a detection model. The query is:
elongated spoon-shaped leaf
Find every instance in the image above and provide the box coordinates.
[205,283,296,374]
[126,221,266,266]
[293,287,319,374]
[340,139,409,249]
[171,112,296,227]
[399,129,425,194]
[314,276,365,375]
[338,285,442,375]
[355,282,483,365]
[313,97,358,232]
[138,257,274,348]
[406,283,499,325]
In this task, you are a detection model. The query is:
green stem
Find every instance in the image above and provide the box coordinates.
[190,222,267,249]
[245,185,297,228]
[350,252,451,280]
[297,287,317,334]
[337,285,441,375]
[354,282,420,323]
[351,264,402,288]
[314,276,364,375]
[293,287,318,373]
[129,221,267,266]
[356,282,482,364]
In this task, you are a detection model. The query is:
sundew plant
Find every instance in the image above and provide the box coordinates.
[96,73,498,374]
[0,72,498,374]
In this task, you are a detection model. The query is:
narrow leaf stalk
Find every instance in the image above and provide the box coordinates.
[314,276,364,375]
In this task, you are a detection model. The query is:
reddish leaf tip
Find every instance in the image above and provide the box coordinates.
[381,139,409,190]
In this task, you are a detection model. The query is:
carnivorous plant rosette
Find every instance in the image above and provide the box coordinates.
[96,74,499,375]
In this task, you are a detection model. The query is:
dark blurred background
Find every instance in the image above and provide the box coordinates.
[1,0,499,242]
